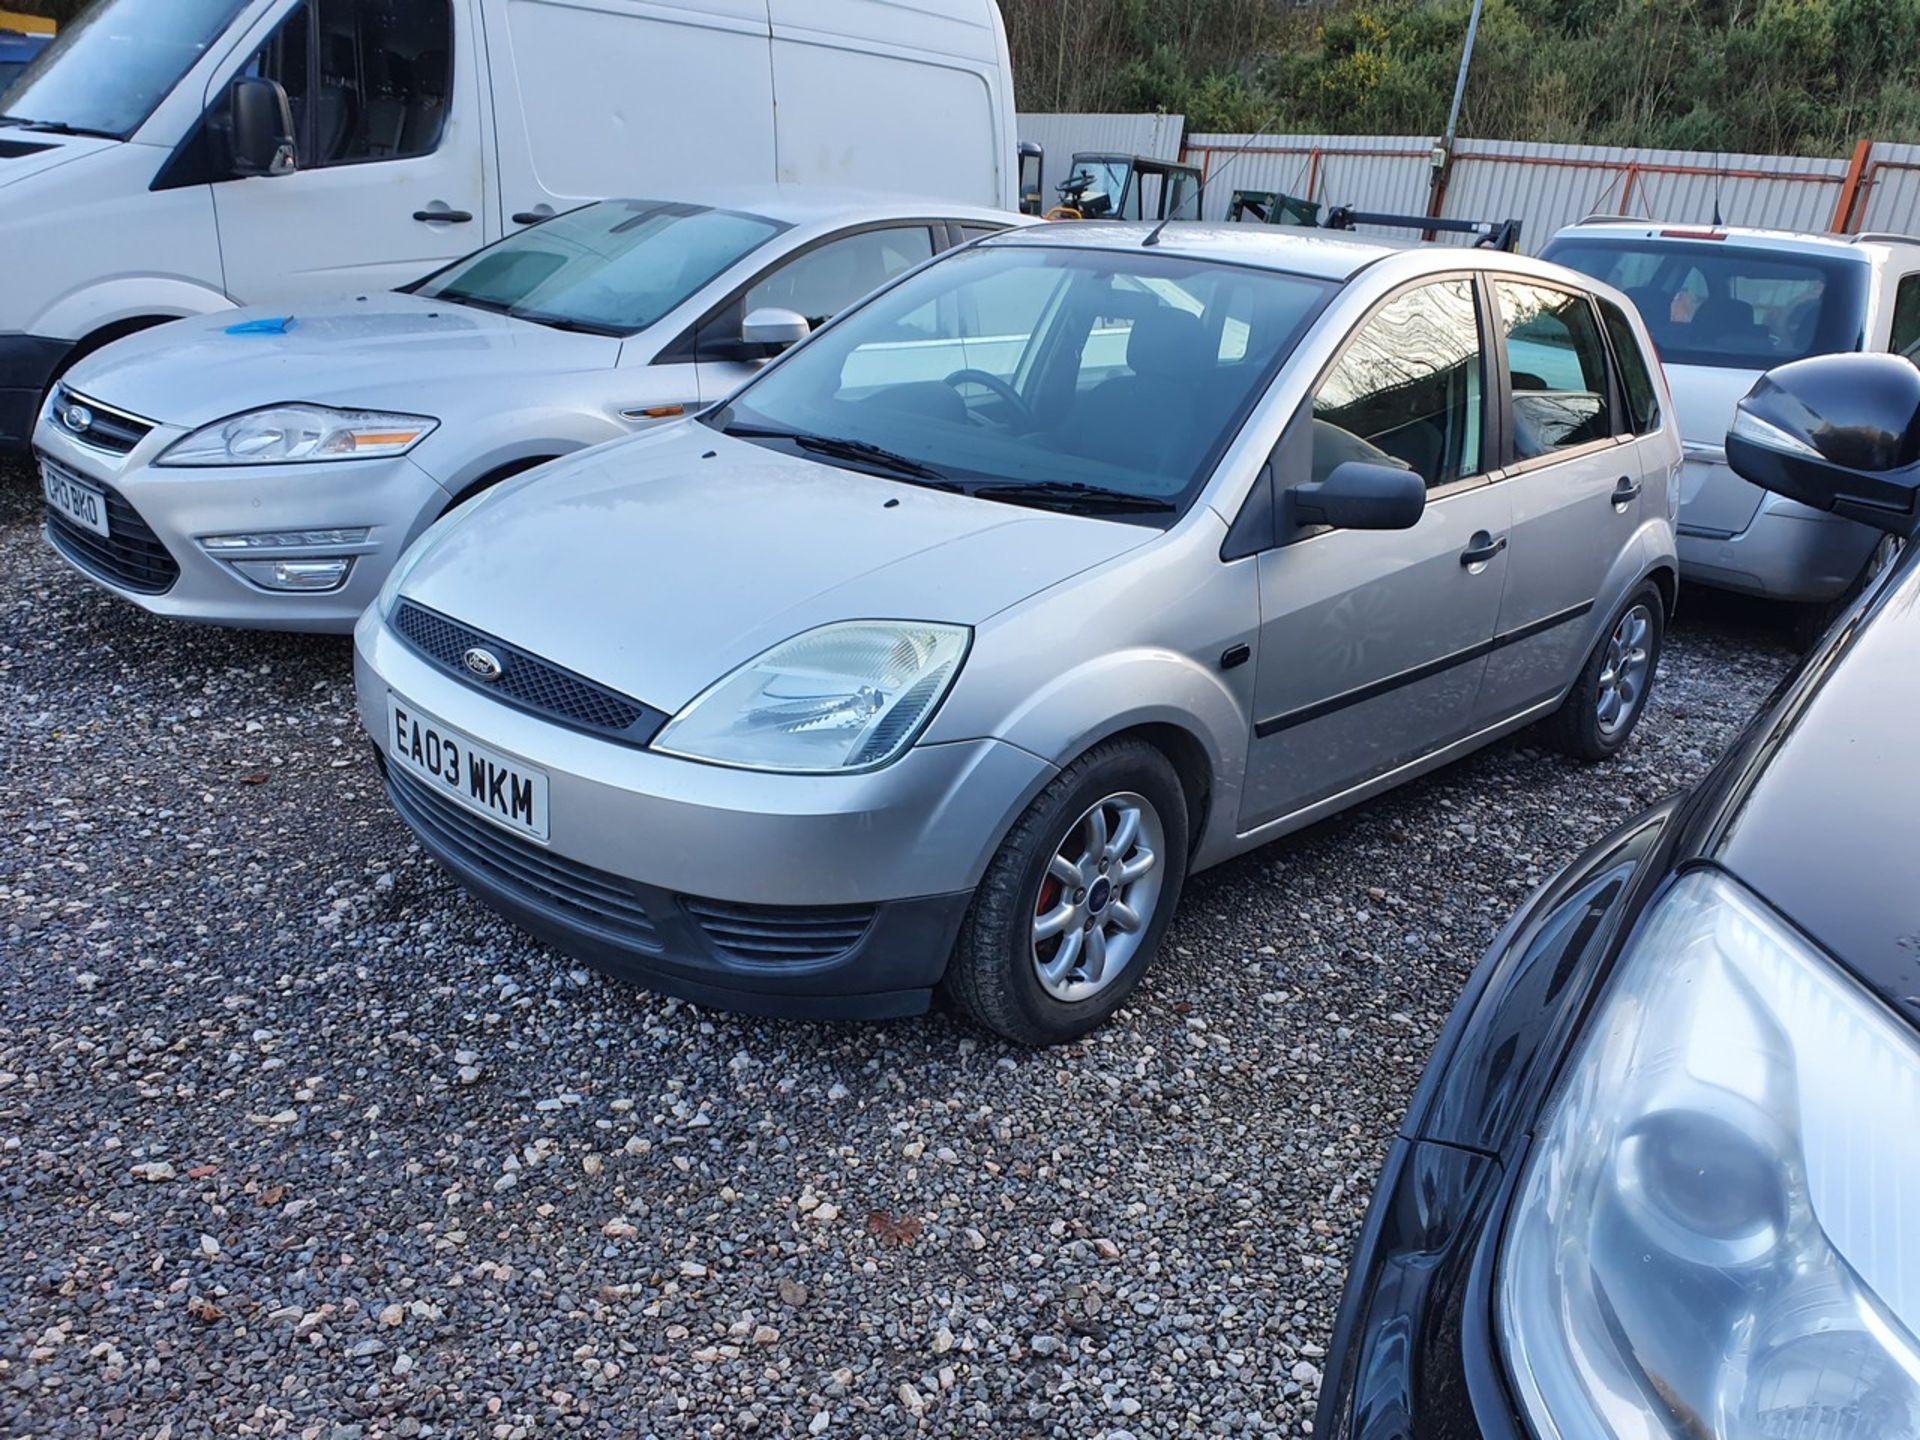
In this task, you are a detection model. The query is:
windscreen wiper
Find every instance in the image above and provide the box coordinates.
[722,424,954,483]
[509,310,626,337]
[969,480,1177,515]
[2,118,122,139]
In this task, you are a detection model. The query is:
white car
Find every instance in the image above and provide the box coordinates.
[1542,221,1918,613]
[32,190,1021,630]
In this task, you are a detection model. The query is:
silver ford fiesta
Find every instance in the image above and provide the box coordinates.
[355,224,1680,1044]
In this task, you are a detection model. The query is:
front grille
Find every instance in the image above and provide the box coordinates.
[42,468,180,594]
[49,386,154,455]
[392,601,667,748]
[386,764,661,952]
[683,897,878,963]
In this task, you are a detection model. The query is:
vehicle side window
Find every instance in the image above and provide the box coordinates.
[1890,274,1920,358]
[745,227,936,330]
[242,0,452,168]
[1312,279,1484,491]
[1493,281,1615,459]
[956,224,1005,243]
[1598,298,1661,434]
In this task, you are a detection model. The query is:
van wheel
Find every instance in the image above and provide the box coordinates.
[1545,583,1664,762]
[942,740,1189,1046]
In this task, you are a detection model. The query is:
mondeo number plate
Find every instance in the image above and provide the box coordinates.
[40,460,110,538]
[388,695,550,842]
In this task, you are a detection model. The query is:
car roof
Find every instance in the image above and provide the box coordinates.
[1711,545,1920,1029]
[1551,218,1920,261]
[981,222,1606,288]
[599,186,1026,231]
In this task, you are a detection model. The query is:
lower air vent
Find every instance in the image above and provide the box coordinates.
[682,897,878,963]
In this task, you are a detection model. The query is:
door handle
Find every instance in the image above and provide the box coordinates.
[1612,475,1642,506]
[1460,531,1507,568]
[511,209,554,226]
[413,208,473,224]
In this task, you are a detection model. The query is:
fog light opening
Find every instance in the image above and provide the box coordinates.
[229,557,353,592]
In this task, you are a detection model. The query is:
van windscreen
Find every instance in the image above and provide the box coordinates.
[0,0,250,139]
[1540,236,1869,370]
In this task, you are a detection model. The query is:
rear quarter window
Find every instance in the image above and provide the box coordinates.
[1598,298,1661,434]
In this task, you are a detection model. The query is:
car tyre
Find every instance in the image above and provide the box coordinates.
[943,739,1190,1046]
[1545,583,1664,762]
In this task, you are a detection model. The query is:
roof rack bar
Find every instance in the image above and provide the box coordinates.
[1850,231,1920,246]
[1323,207,1524,253]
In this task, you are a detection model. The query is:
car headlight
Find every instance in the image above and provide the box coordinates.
[158,405,437,466]
[653,621,969,773]
[1500,869,1920,1440]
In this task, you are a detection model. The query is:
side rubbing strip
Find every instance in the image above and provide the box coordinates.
[1253,601,1593,738]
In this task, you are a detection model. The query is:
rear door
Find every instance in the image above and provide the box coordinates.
[482,0,775,231]
[210,0,490,301]
[1475,277,1641,723]
[1240,277,1511,831]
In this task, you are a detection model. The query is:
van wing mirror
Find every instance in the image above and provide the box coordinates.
[230,76,297,178]
[741,307,811,351]
[1292,461,1426,531]
[1725,354,1920,537]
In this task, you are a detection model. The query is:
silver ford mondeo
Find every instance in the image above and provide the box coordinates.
[355,224,1680,1044]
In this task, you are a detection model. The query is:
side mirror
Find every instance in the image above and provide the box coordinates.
[230,76,297,177]
[1725,353,1920,537]
[1291,461,1426,531]
[741,307,811,351]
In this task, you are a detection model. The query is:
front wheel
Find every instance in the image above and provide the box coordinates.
[1544,583,1664,762]
[942,740,1189,1045]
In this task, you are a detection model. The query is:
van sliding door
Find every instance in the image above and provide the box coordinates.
[481,0,775,231]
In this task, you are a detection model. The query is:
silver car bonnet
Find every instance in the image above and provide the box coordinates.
[394,422,1155,712]
[65,294,622,427]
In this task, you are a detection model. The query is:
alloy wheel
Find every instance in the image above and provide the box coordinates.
[1030,791,1167,1004]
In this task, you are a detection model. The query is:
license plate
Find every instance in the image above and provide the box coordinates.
[40,461,110,538]
[387,696,550,842]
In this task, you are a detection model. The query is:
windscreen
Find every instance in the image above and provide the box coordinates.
[412,201,786,337]
[1542,236,1869,370]
[0,0,249,138]
[711,243,1335,522]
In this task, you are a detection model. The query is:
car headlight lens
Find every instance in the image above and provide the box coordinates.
[653,621,969,773]
[1500,870,1920,1440]
[158,405,436,466]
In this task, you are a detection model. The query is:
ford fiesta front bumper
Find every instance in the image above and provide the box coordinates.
[354,608,1054,1019]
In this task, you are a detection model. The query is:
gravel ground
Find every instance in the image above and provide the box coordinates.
[0,456,1797,1440]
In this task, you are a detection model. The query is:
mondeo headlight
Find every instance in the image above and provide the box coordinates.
[654,621,969,773]
[158,405,436,466]
[1501,869,1920,1440]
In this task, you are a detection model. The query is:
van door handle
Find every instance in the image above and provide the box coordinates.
[1460,532,1507,568]
[413,208,473,224]
[1612,475,1642,506]
[512,208,555,226]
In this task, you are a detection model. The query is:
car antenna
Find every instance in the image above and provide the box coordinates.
[1143,109,1284,248]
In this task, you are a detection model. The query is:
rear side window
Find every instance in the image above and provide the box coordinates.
[1891,275,1920,359]
[1542,237,1868,370]
[1493,281,1614,458]
[1599,298,1661,434]
[1313,279,1484,491]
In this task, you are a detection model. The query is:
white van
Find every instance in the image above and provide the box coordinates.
[0,0,1018,451]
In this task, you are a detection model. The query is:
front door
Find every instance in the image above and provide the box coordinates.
[210,0,488,303]
[1241,277,1512,831]
[1476,278,1641,721]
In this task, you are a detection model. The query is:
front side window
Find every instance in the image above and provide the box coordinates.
[1890,274,1920,358]
[1312,279,1484,491]
[0,0,249,139]
[1495,281,1615,458]
[1543,237,1869,370]
[413,200,786,336]
[241,0,452,167]
[711,244,1333,522]
[745,227,936,330]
